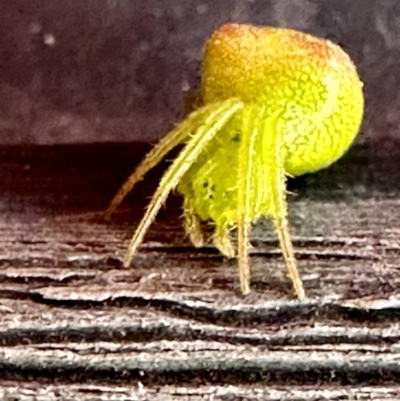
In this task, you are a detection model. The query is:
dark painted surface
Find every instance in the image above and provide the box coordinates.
[0,0,398,144]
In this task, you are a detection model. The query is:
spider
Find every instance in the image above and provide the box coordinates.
[105,23,364,299]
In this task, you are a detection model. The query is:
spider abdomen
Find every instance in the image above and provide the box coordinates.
[201,24,364,176]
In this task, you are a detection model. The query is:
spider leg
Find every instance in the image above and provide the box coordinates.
[261,113,305,300]
[123,99,243,267]
[183,197,204,248]
[213,222,235,258]
[236,104,262,294]
[237,220,251,294]
[274,216,305,300]
[105,101,232,220]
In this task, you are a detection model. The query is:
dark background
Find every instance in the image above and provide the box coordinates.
[0,0,398,145]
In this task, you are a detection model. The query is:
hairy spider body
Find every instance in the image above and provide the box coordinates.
[106,23,364,299]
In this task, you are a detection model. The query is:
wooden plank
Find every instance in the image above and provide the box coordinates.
[0,143,400,400]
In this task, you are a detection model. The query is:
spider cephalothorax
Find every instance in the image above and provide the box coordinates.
[105,23,364,299]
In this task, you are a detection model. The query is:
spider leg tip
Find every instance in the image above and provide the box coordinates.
[104,209,113,221]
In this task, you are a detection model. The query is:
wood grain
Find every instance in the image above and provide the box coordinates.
[1,142,400,400]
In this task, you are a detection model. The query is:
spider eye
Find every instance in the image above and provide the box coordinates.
[232,133,240,143]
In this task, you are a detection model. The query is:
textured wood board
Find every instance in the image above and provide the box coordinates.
[0,143,399,400]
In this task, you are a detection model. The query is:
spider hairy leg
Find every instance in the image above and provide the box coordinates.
[237,220,251,294]
[183,197,204,248]
[105,101,232,220]
[213,223,235,258]
[262,115,305,300]
[236,105,260,295]
[123,99,243,267]
[274,216,305,300]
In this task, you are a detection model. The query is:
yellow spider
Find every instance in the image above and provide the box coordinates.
[105,23,364,299]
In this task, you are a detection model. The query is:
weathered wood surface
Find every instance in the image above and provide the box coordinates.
[1,142,400,400]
